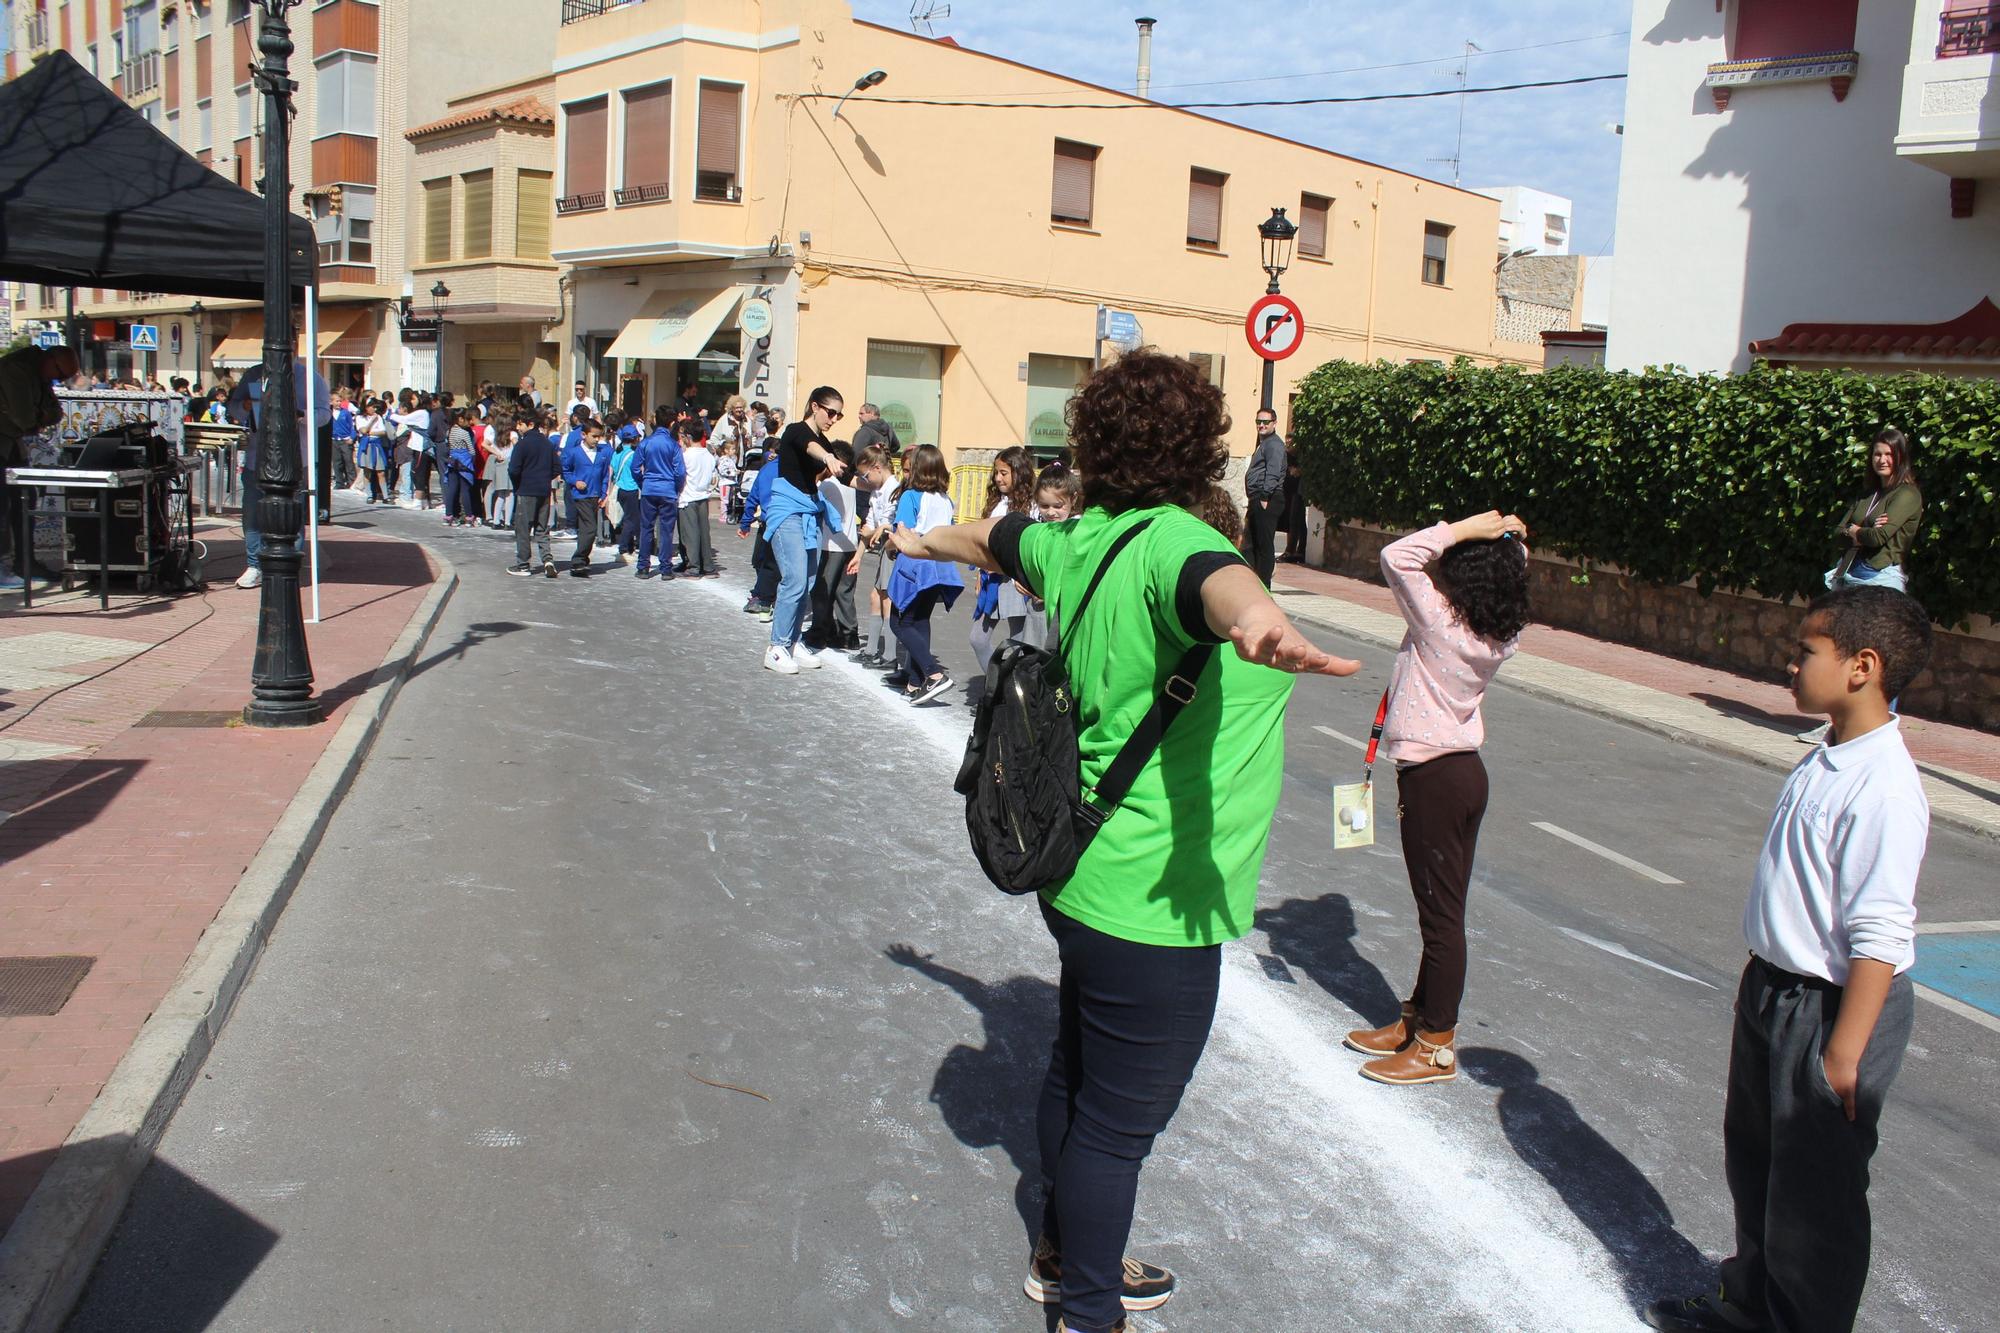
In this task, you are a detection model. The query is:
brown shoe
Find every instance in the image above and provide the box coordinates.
[1359,1028,1458,1085]
[1343,1003,1416,1057]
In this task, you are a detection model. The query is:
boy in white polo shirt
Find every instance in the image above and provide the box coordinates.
[1647,586,1933,1333]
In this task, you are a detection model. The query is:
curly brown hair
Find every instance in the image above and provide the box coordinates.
[1066,349,1230,513]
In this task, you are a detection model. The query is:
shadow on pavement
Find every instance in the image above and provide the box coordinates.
[1691,691,1808,736]
[63,1150,280,1332]
[1457,1047,1710,1308]
[0,759,146,865]
[885,945,1053,1254]
[1254,894,1402,1028]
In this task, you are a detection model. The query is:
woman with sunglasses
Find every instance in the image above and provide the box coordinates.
[760,387,850,675]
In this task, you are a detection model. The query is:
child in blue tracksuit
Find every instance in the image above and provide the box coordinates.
[558,420,615,574]
[634,409,686,580]
[737,453,782,613]
[611,434,642,560]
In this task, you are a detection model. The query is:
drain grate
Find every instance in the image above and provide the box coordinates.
[134,710,242,728]
[0,956,95,1017]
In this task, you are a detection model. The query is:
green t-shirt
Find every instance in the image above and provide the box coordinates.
[995,504,1294,947]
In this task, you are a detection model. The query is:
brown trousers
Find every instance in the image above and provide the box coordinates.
[1395,750,1489,1031]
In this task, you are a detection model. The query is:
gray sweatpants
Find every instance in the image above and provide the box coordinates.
[680,498,715,575]
[1720,954,1913,1333]
[513,494,552,568]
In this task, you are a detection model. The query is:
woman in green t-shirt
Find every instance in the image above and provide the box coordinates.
[891,350,1359,1333]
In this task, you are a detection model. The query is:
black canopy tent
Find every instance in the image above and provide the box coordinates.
[0,48,314,300]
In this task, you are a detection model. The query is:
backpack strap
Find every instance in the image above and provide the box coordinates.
[1075,640,1217,833]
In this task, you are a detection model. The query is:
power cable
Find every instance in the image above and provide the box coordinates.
[794,72,1627,112]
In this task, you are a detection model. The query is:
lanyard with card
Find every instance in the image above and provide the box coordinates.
[1334,690,1389,850]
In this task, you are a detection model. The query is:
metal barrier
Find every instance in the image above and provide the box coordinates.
[948,464,993,523]
[184,421,250,517]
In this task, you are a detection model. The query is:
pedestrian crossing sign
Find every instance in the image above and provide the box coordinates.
[129,324,159,351]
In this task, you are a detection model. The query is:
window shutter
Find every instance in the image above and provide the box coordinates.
[516,170,553,259]
[423,177,452,263]
[697,82,741,176]
[462,170,493,259]
[1187,168,1225,247]
[1299,194,1330,257]
[564,97,608,199]
[622,82,671,190]
[1051,140,1096,225]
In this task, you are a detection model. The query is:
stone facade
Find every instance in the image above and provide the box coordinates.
[1317,522,2000,733]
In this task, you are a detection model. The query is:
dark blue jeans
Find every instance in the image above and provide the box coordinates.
[891,587,947,680]
[1036,900,1220,1333]
[636,494,678,574]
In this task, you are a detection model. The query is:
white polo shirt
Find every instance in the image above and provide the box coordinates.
[1744,717,1928,985]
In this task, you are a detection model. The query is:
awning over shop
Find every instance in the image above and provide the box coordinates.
[606,287,744,362]
[210,306,373,367]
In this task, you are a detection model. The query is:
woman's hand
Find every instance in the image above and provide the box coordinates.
[1228,600,1362,677]
[887,524,930,559]
[1873,514,1890,528]
[1449,510,1527,544]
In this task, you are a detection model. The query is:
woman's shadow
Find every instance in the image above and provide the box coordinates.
[885,944,1053,1251]
[1255,892,1404,1026]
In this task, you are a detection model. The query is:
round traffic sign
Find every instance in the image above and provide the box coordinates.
[1245,293,1304,361]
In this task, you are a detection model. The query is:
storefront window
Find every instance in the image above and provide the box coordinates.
[1025,353,1091,455]
[865,341,943,449]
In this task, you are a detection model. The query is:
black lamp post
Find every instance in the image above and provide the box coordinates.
[188,300,205,387]
[397,281,451,393]
[1257,206,1297,417]
[429,280,449,393]
[244,0,320,729]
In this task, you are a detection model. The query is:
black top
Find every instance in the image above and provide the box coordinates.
[775,420,828,494]
[508,429,557,495]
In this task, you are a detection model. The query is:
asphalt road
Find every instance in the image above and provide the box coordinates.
[66,502,1999,1332]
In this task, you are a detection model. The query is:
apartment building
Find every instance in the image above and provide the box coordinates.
[5,0,553,391]
[550,0,1514,463]
[1610,0,2000,374]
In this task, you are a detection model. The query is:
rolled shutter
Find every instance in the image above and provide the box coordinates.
[516,171,553,258]
[423,178,451,263]
[1051,140,1096,224]
[697,82,741,176]
[1299,195,1329,257]
[462,171,493,258]
[564,97,608,199]
[1187,168,1225,247]
[622,82,671,190]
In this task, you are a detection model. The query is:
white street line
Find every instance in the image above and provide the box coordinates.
[1914,984,2000,1036]
[1532,821,1684,885]
[1312,724,1368,751]
[1557,927,1717,988]
[1917,920,2000,935]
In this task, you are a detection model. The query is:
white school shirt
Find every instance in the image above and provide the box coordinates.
[819,479,858,551]
[866,480,899,530]
[1743,717,1928,985]
[680,445,717,502]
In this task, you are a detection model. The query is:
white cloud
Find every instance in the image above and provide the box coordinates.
[849,0,1629,254]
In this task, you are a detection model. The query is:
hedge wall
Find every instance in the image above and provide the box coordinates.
[1290,360,2000,627]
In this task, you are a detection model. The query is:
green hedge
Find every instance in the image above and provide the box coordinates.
[1289,360,2000,627]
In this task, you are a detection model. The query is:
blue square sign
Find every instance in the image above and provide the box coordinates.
[129,324,159,351]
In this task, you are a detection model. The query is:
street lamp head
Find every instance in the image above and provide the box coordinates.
[1259,206,1298,283]
[429,281,450,318]
[855,68,889,90]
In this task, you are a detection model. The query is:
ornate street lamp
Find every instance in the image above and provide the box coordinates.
[244,0,320,728]
[188,299,206,386]
[1256,206,1298,416]
[429,280,449,393]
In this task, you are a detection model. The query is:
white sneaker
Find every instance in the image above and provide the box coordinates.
[235,567,263,589]
[791,643,824,670]
[763,645,800,676]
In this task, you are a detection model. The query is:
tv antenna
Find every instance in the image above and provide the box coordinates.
[1426,40,1481,188]
[909,0,951,37]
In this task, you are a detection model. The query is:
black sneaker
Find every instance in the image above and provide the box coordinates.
[544,561,558,580]
[1024,1237,1175,1312]
[636,568,656,580]
[1642,1288,1765,1332]
[505,563,532,577]
[911,673,955,704]
[882,672,911,690]
[570,564,590,577]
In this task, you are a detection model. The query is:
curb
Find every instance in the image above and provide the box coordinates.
[0,547,460,1333]
[1283,601,2000,845]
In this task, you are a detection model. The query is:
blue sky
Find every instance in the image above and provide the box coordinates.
[848,0,1630,255]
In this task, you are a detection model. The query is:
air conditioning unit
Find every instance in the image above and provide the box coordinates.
[727,184,743,203]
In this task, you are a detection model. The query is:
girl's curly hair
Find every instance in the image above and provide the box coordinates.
[1066,349,1229,513]
[1438,537,1531,644]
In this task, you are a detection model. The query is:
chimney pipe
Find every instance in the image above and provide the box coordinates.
[1136,17,1156,100]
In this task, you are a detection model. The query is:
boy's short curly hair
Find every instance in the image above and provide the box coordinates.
[1807,586,1934,700]
[1066,349,1229,513]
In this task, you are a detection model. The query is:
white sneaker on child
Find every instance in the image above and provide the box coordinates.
[791,643,824,670]
[763,645,800,676]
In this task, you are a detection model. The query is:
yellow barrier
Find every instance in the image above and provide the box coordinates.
[949,464,993,523]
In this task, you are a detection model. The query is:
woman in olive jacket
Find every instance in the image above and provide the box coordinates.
[1831,426,1922,594]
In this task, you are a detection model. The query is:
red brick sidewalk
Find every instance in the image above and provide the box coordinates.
[1274,562,2000,783]
[0,519,437,1233]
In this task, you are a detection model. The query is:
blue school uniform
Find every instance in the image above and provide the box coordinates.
[887,489,964,612]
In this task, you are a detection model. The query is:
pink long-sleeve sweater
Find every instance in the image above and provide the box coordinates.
[1380,522,1518,765]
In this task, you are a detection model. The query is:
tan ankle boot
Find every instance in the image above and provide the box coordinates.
[1343,1003,1416,1057]
[1359,1027,1457,1085]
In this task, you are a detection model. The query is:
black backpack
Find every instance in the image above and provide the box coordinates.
[955,518,1217,895]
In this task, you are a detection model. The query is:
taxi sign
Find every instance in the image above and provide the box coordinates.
[1244,293,1303,361]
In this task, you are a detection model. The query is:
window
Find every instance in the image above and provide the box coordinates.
[1422,221,1452,285]
[192,0,209,38]
[195,98,212,151]
[313,185,374,266]
[423,177,452,264]
[236,83,254,140]
[1050,139,1098,227]
[162,7,177,50]
[125,1,158,56]
[1298,193,1332,259]
[1187,168,1226,249]
[165,107,180,144]
[1544,212,1567,236]
[461,170,493,259]
[618,81,671,203]
[227,0,249,23]
[88,42,99,77]
[315,53,377,137]
[696,80,742,201]
[516,170,554,258]
[865,342,944,451]
[559,96,608,211]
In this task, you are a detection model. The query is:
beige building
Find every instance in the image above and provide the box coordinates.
[5,0,553,393]
[550,0,1520,465]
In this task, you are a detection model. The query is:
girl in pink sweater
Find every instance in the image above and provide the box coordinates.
[1346,510,1529,1085]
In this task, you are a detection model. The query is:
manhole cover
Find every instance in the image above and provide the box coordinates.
[134,710,242,728]
[0,956,95,1017]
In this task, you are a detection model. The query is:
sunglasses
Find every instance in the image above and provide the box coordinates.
[818,405,844,421]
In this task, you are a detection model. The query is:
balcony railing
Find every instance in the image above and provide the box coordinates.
[615,181,669,206]
[24,12,48,48]
[561,0,644,23]
[1939,6,2000,57]
[123,50,161,97]
[555,190,606,215]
